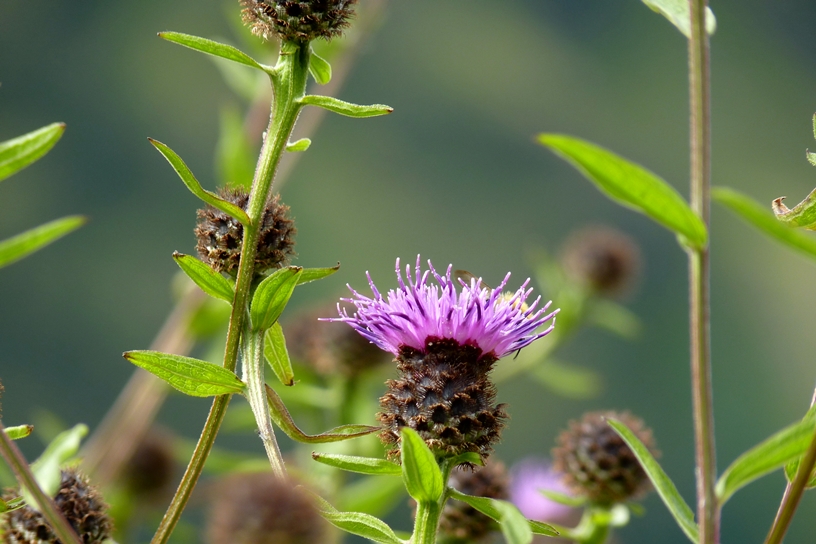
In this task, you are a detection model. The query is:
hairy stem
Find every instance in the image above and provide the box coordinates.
[413,500,442,544]
[688,1,717,543]
[0,420,82,544]
[149,41,311,544]
[242,324,286,477]
[764,424,816,543]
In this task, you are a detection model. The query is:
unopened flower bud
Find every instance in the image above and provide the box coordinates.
[194,187,296,277]
[561,227,640,295]
[240,0,357,43]
[553,411,657,505]
[1,468,113,544]
[441,462,509,542]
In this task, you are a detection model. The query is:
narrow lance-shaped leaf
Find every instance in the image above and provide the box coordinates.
[311,452,401,475]
[607,418,699,543]
[716,415,816,504]
[266,385,379,443]
[286,138,312,152]
[0,496,25,513]
[447,489,542,543]
[4,425,34,441]
[298,263,340,285]
[124,350,246,397]
[309,50,332,85]
[640,0,716,38]
[173,252,234,303]
[264,322,295,386]
[300,95,393,118]
[538,134,707,250]
[216,105,255,190]
[713,186,816,262]
[0,123,65,183]
[0,216,86,270]
[250,266,302,331]
[399,428,444,503]
[309,492,404,544]
[30,424,88,499]
[159,31,267,71]
[772,187,816,230]
[148,138,251,225]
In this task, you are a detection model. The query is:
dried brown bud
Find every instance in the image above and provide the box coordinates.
[1,468,113,544]
[553,411,657,505]
[194,187,296,277]
[240,0,357,42]
[561,227,640,295]
[207,473,328,544]
[379,338,506,462]
[441,461,510,542]
[121,427,175,501]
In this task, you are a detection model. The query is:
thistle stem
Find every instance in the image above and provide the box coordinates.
[764,423,816,543]
[687,1,718,542]
[242,323,286,477]
[413,500,442,544]
[149,41,311,544]
[0,420,82,544]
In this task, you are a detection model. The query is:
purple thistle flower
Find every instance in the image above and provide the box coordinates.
[327,257,559,461]
[331,256,558,359]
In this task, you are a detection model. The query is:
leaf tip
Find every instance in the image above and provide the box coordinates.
[772,197,790,217]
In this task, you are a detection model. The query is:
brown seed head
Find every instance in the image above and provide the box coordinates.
[379,338,506,462]
[552,411,658,505]
[121,427,175,501]
[561,227,640,295]
[240,0,357,42]
[440,461,510,542]
[207,472,328,544]
[1,468,113,544]
[194,187,296,277]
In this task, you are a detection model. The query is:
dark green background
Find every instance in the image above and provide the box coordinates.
[2,1,816,542]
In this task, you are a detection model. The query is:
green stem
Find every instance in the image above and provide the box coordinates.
[149,40,311,544]
[413,500,442,544]
[687,1,717,543]
[242,322,286,477]
[0,420,82,544]
[764,424,816,544]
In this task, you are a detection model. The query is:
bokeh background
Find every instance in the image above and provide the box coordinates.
[3,0,816,542]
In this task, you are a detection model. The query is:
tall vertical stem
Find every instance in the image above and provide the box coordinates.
[688,1,717,543]
[149,41,310,544]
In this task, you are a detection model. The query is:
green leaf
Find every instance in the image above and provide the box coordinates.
[772,187,816,230]
[173,252,234,303]
[448,489,537,544]
[310,492,404,544]
[607,418,698,543]
[148,138,251,225]
[807,151,816,167]
[286,138,312,152]
[716,415,816,504]
[0,123,65,183]
[300,95,394,118]
[311,452,401,475]
[530,359,602,400]
[0,216,86,269]
[400,428,444,503]
[266,385,379,443]
[4,425,34,440]
[640,0,716,37]
[123,350,246,397]
[298,263,341,285]
[216,105,256,189]
[250,266,302,331]
[159,31,266,71]
[528,519,560,537]
[264,322,295,386]
[336,476,406,517]
[784,455,816,489]
[587,299,642,340]
[539,489,587,508]
[538,134,707,249]
[0,496,24,513]
[446,452,484,468]
[309,50,332,84]
[713,186,816,260]
[30,424,88,498]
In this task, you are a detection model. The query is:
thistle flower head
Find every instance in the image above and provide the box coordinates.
[241,0,357,43]
[441,461,510,542]
[333,256,558,359]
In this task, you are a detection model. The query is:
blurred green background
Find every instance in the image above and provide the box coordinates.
[3,0,816,542]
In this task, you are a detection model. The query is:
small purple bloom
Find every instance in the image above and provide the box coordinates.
[510,459,576,523]
[330,256,558,358]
